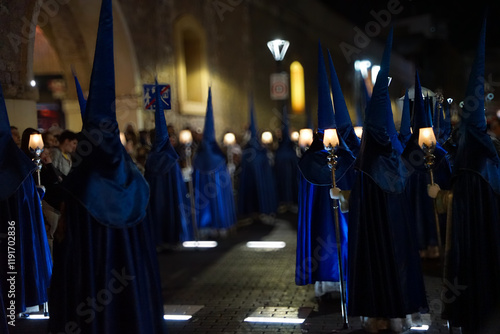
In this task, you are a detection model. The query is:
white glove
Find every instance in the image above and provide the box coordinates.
[330,187,342,200]
[427,183,441,199]
[182,166,193,182]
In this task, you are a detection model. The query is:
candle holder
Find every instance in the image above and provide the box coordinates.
[323,129,348,329]
[419,128,442,250]
[179,130,199,242]
[223,133,236,190]
[29,134,44,186]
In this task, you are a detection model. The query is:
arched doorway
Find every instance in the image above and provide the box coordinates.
[29,0,141,132]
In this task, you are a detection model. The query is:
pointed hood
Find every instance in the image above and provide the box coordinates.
[440,99,452,142]
[152,79,178,155]
[365,28,392,132]
[63,0,149,227]
[327,50,350,130]
[317,41,336,131]
[249,95,257,138]
[203,87,216,142]
[72,69,87,118]
[245,94,263,150]
[399,89,411,145]
[192,88,226,172]
[144,79,178,174]
[412,71,433,131]
[433,98,441,138]
[306,107,313,129]
[386,92,404,154]
[0,81,36,200]
[152,79,169,148]
[454,18,500,193]
[355,27,407,193]
[280,105,291,143]
[298,42,356,187]
[327,49,360,155]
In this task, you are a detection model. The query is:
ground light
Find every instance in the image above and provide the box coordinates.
[246,241,286,249]
[410,325,430,331]
[182,241,218,248]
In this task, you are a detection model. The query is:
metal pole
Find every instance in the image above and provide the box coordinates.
[186,146,199,242]
[327,148,348,329]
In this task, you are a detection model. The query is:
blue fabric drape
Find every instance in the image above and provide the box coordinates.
[145,155,193,245]
[296,136,355,286]
[347,172,428,317]
[0,175,52,313]
[144,80,193,245]
[444,174,500,332]
[193,164,236,230]
[238,137,278,215]
[48,199,165,334]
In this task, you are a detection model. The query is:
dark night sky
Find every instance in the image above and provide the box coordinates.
[323,0,500,53]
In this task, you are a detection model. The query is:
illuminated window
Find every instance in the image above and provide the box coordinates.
[174,15,208,115]
[290,61,305,114]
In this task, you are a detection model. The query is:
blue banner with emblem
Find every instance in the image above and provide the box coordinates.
[143,84,171,111]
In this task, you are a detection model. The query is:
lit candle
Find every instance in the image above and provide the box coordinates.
[179,130,193,145]
[223,132,236,146]
[29,134,44,151]
[354,126,363,139]
[323,128,339,149]
[418,127,436,149]
[298,128,313,148]
[120,132,126,146]
[291,131,299,142]
[261,131,273,144]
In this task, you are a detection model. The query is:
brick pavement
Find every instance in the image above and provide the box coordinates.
[13,213,454,334]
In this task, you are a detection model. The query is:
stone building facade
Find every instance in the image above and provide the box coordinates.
[0,0,414,139]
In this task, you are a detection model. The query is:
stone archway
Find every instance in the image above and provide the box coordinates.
[1,0,142,132]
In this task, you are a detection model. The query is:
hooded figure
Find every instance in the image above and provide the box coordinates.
[237,97,278,216]
[347,29,428,331]
[274,105,299,207]
[73,69,87,117]
[192,88,236,232]
[441,18,500,333]
[401,72,451,258]
[0,81,52,321]
[398,89,412,148]
[327,50,360,157]
[48,0,165,332]
[295,42,356,298]
[145,80,193,246]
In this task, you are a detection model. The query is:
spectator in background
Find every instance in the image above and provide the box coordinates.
[51,130,78,176]
[10,126,21,148]
[42,131,59,148]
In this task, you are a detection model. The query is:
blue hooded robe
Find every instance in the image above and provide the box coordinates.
[444,18,500,333]
[48,1,165,332]
[145,80,193,245]
[237,98,278,216]
[0,80,52,318]
[192,88,236,231]
[295,42,355,291]
[347,29,428,318]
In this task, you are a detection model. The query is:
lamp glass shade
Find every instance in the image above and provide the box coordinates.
[223,132,236,146]
[29,134,44,151]
[261,131,273,144]
[291,131,299,142]
[298,128,313,148]
[267,39,289,61]
[418,127,436,149]
[354,126,363,139]
[179,130,193,145]
[323,129,339,149]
